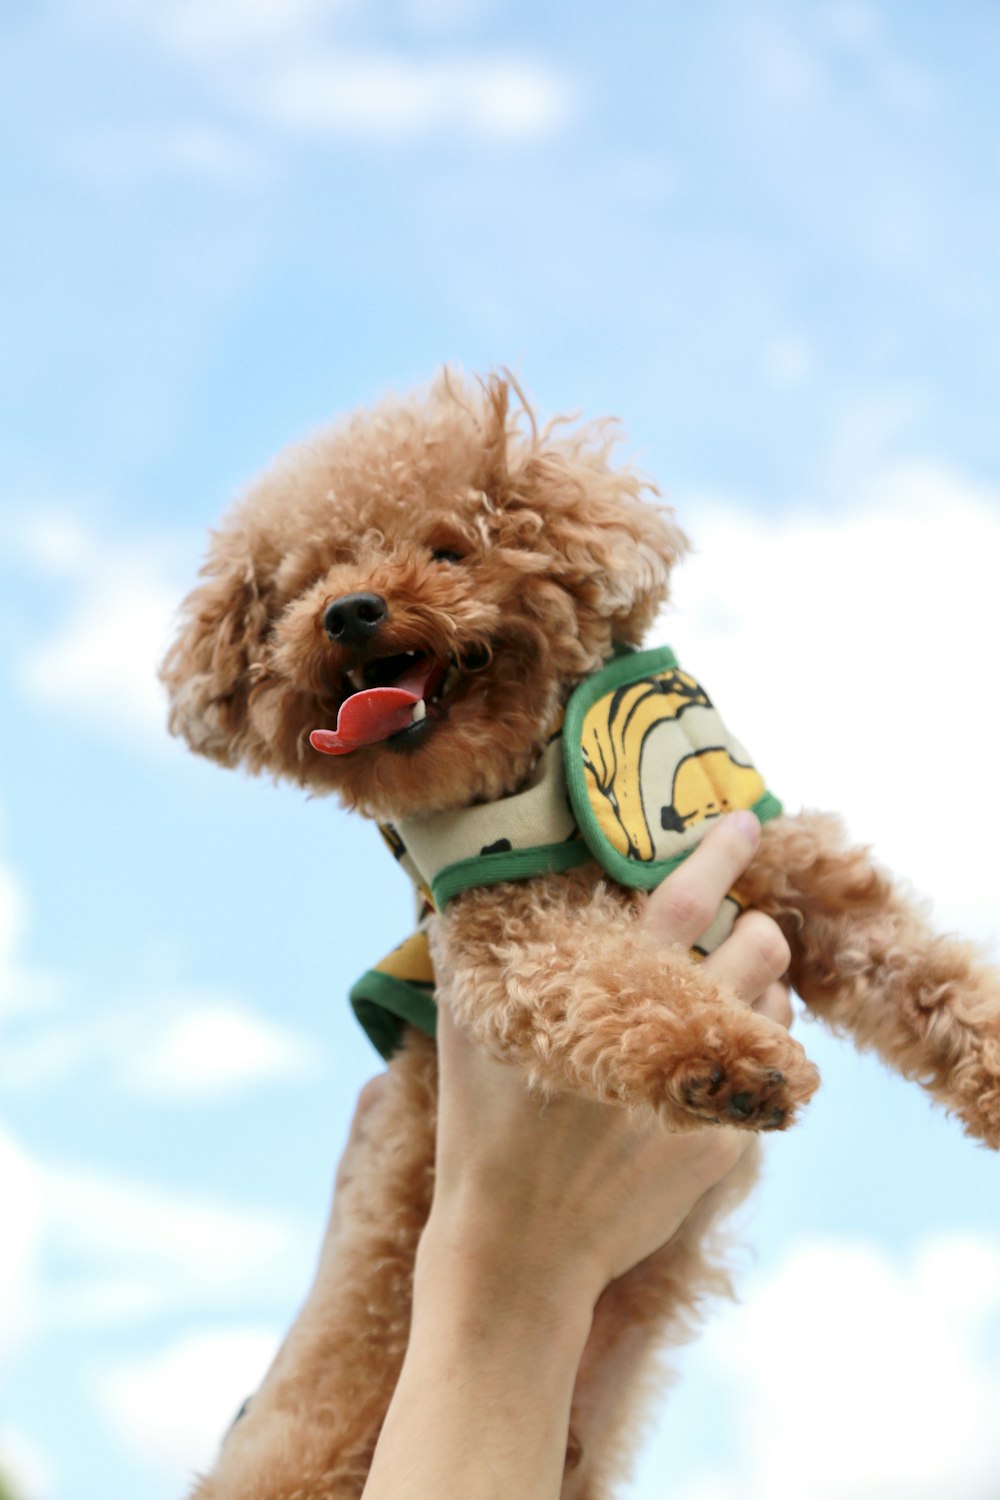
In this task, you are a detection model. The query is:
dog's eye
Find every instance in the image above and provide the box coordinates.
[431,548,464,564]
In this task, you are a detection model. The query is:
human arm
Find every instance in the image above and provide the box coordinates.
[362,810,793,1500]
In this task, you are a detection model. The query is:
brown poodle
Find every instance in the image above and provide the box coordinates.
[162,371,1000,1500]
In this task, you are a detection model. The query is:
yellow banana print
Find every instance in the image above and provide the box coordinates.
[373,929,435,985]
[581,671,709,860]
[661,750,765,833]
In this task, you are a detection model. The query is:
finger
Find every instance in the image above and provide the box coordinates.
[702,910,791,1004]
[644,811,761,947]
[752,981,794,1030]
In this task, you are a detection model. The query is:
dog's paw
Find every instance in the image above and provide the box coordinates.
[677,1058,793,1130]
[662,1025,819,1132]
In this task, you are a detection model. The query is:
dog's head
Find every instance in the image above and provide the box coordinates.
[161,372,687,820]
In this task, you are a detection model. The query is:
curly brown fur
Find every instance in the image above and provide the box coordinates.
[162,372,685,819]
[739,814,1000,1147]
[164,370,1000,1500]
[433,869,818,1131]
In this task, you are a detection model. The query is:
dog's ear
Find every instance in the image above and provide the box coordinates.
[567,489,687,642]
[473,376,687,640]
[508,442,689,643]
[160,530,270,765]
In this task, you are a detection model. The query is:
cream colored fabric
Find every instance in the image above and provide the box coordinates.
[393,737,576,893]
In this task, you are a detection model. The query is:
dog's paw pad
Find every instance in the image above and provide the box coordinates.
[681,1065,725,1105]
[727,1090,757,1120]
[671,1056,800,1131]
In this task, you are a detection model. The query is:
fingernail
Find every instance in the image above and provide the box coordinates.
[730,810,761,845]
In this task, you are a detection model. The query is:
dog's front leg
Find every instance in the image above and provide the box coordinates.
[433,869,818,1132]
[188,1032,438,1500]
[739,812,1000,1148]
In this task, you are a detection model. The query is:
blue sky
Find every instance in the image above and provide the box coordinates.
[1,3,999,1498]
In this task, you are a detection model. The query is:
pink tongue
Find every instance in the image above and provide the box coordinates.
[310,659,434,756]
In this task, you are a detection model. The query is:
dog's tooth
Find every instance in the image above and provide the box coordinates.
[411,699,427,723]
[348,669,365,691]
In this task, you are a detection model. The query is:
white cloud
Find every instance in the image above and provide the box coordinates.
[92,1326,280,1480]
[8,512,190,746]
[0,1128,311,1491]
[0,991,323,1100]
[663,1234,1000,1500]
[660,460,1000,943]
[118,996,322,1099]
[97,0,575,144]
[152,0,343,56]
[258,51,574,140]
[8,1147,308,1333]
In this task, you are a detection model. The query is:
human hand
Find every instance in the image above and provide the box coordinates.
[421,810,793,1309]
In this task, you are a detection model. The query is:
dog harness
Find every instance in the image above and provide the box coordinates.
[349,644,782,1059]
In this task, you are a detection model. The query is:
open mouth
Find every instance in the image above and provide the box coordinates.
[310,647,458,757]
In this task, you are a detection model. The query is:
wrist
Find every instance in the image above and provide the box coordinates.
[414,1206,599,1358]
[365,1209,595,1500]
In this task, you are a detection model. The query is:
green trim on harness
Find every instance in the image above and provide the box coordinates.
[349,968,438,1062]
[348,644,783,1059]
[430,838,593,909]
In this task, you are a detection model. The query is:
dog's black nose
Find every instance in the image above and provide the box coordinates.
[323,592,388,645]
